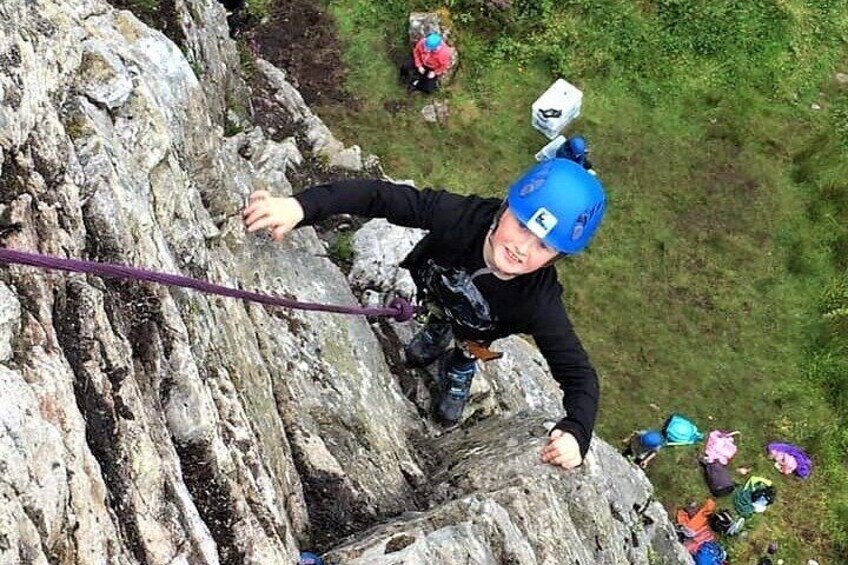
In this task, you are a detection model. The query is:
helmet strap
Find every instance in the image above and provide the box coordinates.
[489,201,509,234]
[543,254,566,267]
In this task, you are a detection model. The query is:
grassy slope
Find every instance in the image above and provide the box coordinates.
[319,1,848,561]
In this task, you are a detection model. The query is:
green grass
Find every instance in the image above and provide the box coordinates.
[321,0,848,561]
[328,231,354,267]
[245,0,272,21]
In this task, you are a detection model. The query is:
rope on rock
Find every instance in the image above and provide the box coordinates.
[0,247,418,322]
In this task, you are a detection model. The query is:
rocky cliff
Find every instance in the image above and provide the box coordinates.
[0,1,691,563]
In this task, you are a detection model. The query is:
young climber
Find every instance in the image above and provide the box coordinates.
[242,159,606,470]
[400,32,453,94]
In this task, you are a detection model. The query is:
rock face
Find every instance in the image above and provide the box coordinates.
[0,1,691,564]
[325,416,686,565]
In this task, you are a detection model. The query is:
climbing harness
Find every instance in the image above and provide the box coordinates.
[0,248,419,322]
[416,260,495,332]
[460,339,503,362]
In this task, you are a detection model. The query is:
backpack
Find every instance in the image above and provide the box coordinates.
[663,413,705,445]
[694,541,727,565]
[708,509,744,535]
[298,552,324,565]
[702,461,735,497]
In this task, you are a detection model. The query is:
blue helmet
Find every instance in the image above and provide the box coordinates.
[640,430,664,449]
[567,135,587,157]
[506,159,606,254]
[424,33,442,51]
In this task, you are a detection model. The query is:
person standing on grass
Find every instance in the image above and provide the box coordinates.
[556,135,594,173]
[400,32,453,94]
[243,158,606,470]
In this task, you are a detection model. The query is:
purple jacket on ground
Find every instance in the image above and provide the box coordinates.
[766,442,812,478]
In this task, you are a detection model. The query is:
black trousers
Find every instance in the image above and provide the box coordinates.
[400,56,438,94]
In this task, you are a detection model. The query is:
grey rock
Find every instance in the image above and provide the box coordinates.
[326,415,692,565]
[329,145,364,171]
[421,104,438,123]
[76,39,134,109]
[408,12,447,44]
[255,58,361,167]
[421,101,449,123]
[0,283,20,362]
[349,218,425,301]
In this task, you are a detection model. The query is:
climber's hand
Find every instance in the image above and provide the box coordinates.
[427,71,436,79]
[243,190,305,242]
[540,429,583,470]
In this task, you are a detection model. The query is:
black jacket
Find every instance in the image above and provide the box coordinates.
[295,179,599,456]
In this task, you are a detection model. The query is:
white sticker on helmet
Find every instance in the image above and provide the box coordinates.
[527,207,558,239]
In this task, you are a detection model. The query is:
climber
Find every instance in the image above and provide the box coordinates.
[242,158,606,470]
[400,32,453,94]
[555,135,593,172]
[621,429,664,468]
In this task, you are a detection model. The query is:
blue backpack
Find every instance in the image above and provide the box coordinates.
[662,413,704,445]
[298,552,324,565]
[694,541,726,565]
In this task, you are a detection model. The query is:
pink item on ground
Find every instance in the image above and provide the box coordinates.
[767,442,813,478]
[772,451,798,475]
[704,430,739,465]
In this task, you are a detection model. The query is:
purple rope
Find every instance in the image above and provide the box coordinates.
[0,248,418,322]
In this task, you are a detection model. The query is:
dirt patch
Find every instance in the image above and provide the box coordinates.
[677,146,761,240]
[246,68,303,142]
[240,0,348,107]
[231,0,377,183]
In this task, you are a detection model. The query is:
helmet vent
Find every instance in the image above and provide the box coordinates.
[571,214,588,241]
[519,177,545,197]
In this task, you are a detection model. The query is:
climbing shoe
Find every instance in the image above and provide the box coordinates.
[404,321,453,368]
[436,349,476,424]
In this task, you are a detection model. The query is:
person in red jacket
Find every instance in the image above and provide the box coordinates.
[400,32,453,94]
